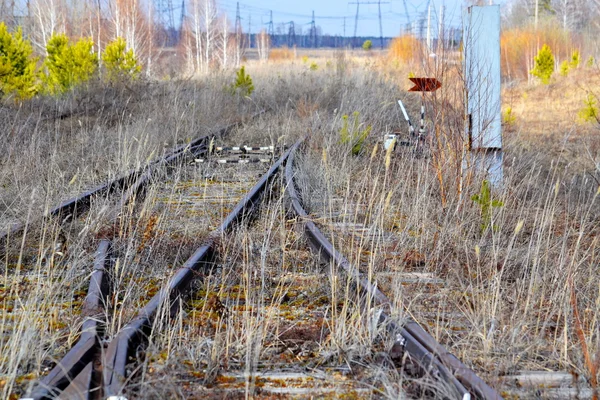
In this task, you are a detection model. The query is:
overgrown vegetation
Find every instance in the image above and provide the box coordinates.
[2,1,600,397]
[579,93,599,122]
[0,26,142,99]
[42,34,97,94]
[339,111,371,156]
[471,179,504,233]
[228,65,254,97]
[101,37,141,82]
[0,23,37,99]
[387,34,421,64]
[530,44,555,84]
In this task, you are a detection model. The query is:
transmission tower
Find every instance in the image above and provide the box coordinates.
[402,0,412,34]
[235,2,243,41]
[247,13,252,49]
[377,1,383,49]
[349,1,389,48]
[286,21,296,47]
[155,0,177,47]
[234,2,244,65]
[419,0,431,40]
[308,11,317,48]
[267,10,275,46]
[351,1,359,47]
[178,0,185,42]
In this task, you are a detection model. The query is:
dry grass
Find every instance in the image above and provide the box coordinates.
[387,35,423,65]
[1,50,599,398]
[268,46,295,61]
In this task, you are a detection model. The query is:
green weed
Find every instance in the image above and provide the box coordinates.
[471,180,504,233]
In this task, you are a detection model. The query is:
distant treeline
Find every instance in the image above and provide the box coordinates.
[246,34,394,49]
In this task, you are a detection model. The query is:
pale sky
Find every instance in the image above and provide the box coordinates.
[216,0,478,37]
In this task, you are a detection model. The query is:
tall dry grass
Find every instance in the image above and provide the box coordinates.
[387,35,423,65]
[501,23,582,81]
[2,49,599,398]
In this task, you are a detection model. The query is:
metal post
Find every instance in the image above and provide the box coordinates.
[463,5,503,186]
[397,100,415,137]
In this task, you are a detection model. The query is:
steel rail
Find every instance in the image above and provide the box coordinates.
[1,111,265,246]
[284,140,502,400]
[25,138,295,400]
[102,140,296,398]
[25,240,112,400]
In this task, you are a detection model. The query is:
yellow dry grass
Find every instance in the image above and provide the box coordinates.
[504,66,600,135]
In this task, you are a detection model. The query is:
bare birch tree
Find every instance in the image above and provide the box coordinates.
[186,0,204,73]
[29,0,67,53]
[107,0,151,72]
[256,29,269,63]
[220,15,229,68]
[203,0,217,72]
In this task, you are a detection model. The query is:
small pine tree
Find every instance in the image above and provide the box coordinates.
[339,111,371,155]
[0,23,38,99]
[560,60,569,77]
[362,40,373,51]
[229,66,254,97]
[579,94,598,123]
[43,34,97,94]
[102,37,141,82]
[587,56,595,68]
[503,106,516,125]
[570,50,580,69]
[530,44,554,84]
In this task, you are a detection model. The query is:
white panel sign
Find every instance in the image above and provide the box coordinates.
[463,6,502,149]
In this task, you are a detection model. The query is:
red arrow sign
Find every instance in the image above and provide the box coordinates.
[408,77,442,92]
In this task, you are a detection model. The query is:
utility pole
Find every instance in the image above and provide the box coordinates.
[155,0,177,46]
[426,1,432,52]
[419,0,430,40]
[235,2,242,38]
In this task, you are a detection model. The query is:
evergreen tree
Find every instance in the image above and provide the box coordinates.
[531,44,554,84]
[43,34,97,94]
[0,23,38,99]
[102,37,141,82]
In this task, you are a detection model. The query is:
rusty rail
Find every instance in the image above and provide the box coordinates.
[1,111,265,246]
[102,140,295,398]
[26,138,296,399]
[284,140,502,400]
[26,240,112,400]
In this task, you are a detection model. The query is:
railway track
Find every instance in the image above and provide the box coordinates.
[0,111,266,247]
[20,139,291,399]
[284,141,502,400]
[9,132,504,399]
[0,112,265,397]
